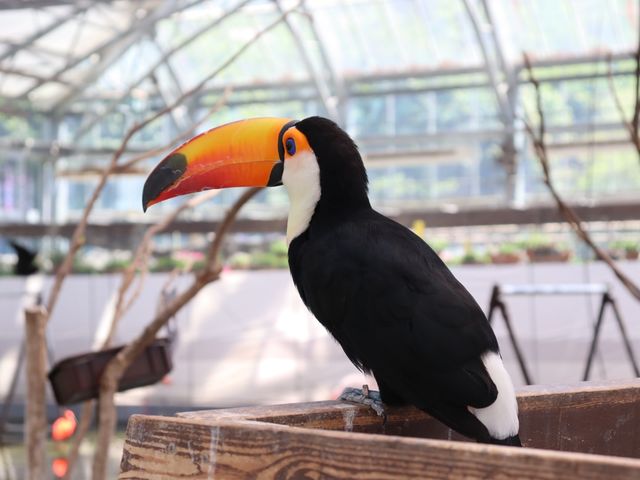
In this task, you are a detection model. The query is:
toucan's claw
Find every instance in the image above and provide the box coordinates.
[339,385,387,423]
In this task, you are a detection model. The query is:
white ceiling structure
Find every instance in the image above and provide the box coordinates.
[0,0,638,229]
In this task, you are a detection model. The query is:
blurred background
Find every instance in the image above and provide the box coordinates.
[0,0,639,477]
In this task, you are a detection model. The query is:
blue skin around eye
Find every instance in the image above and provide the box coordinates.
[286,138,296,155]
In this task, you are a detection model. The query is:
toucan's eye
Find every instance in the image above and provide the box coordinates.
[285,137,296,156]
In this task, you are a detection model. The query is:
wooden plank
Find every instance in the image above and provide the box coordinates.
[177,380,640,457]
[120,414,640,480]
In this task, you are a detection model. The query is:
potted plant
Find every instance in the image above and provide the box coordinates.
[610,240,639,261]
[520,235,571,263]
[490,243,521,264]
[150,256,187,273]
[249,240,289,269]
[102,258,132,273]
[458,248,488,265]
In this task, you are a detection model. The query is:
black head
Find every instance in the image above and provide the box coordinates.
[296,116,369,210]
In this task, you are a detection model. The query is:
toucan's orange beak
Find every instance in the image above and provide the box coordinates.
[142,117,297,211]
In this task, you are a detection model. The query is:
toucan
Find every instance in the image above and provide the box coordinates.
[142,116,521,446]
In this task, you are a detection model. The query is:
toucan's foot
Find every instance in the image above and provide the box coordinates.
[339,385,386,421]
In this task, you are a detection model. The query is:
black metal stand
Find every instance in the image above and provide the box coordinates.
[486,283,639,386]
[487,285,533,385]
[582,291,640,381]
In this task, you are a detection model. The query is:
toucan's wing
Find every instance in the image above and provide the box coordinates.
[290,211,498,409]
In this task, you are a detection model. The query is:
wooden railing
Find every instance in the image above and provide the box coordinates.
[119,380,640,479]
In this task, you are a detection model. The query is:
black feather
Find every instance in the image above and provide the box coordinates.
[9,240,38,276]
[287,117,518,444]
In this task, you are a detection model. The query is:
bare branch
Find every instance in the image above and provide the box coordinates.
[606,53,640,157]
[87,5,300,476]
[104,189,220,348]
[633,14,640,140]
[62,189,221,480]
[61,400,95,480]
[45,76,216,317]
[523,54,640,301]
[44,0,270,316]
[92,187,260,480]
[115,87,233,173]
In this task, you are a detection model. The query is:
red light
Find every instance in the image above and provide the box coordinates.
[52,409,77,441]
[52,457,68,478]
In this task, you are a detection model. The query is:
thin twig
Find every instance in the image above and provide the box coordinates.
[104,189,220,347]
[58,52,233,480]
[61,191,221,480]
[88,6,299,476]
[633,15,640,140]
[523,54,640,301]
[61,399,94,480]
[92,187,259,480]
[115,87,233,173]
[606,53,640,157]
[46,0,294,314]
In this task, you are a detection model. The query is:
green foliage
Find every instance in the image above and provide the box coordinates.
[426,238,448,253]
[0,262,12,276]
[71,258,98,274]
[610,239,639,252]
[228,252,252,269]
[268,240,288,256]
[459,250,489,265]
[250,251,289,269]
[497,243,521,255]
[150,256,187,273]
[226,240,289,270]
[517,234,554,250]
[0,112,34,138]
[103,259,132,273]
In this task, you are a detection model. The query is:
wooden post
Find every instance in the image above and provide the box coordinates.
[24,306,48,480]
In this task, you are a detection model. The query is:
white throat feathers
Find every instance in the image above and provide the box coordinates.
[282,150,321,244]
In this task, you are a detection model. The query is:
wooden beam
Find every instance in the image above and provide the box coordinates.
[1,202,638,248]
[120,381,640,479]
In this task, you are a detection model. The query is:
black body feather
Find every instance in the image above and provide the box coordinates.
[288,117,517,444]
[9,240,38,276]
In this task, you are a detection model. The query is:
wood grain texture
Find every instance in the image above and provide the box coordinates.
[120,416,640,480]
[24,306,47,480]
[121,380,640,479]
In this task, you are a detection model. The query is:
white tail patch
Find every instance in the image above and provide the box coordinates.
[469,351,519,440]
[282,151,321,244]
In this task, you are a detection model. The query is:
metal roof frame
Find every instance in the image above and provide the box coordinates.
[70,0,253,141]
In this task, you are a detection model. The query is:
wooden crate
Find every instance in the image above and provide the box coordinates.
[120,380,640,479]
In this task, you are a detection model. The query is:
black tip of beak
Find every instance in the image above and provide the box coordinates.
[142,152,188,212]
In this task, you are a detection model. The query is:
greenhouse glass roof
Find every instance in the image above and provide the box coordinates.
[0,0,635,111]
[0,0,639,227]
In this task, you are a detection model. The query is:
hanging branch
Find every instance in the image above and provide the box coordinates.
[91,187,260,480]
[632,14,640,146]
[43,5,299,478]
[61,191,220,480]
[114,87,233,173]
[523,54,640,301]
[61,89,230,480]
[45,2,299,320]
[104,189,220,347]
[606,53,640,158]
[61,399,94,480]
[606,7,640,163]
